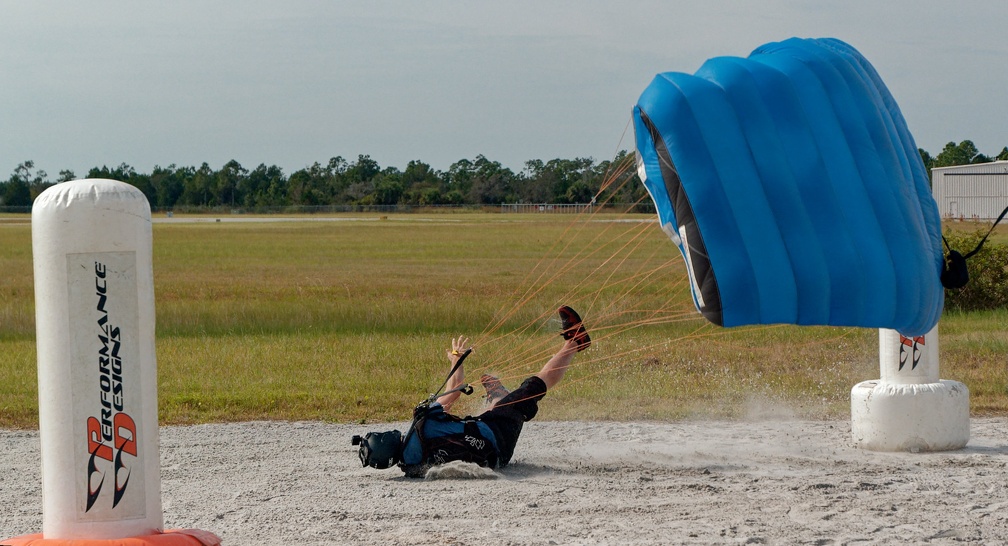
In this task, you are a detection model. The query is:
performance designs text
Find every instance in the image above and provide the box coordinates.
[85,261,137,512]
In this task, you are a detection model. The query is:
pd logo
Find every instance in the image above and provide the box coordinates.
[898,335,925,371]
[76,256,144,517]
[85,413,137,512]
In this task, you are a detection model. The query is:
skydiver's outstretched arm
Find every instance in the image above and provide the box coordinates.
[438,336,470,412]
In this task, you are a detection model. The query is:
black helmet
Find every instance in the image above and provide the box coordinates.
[351,430,402,469]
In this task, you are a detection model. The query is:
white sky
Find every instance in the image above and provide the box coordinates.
[3,1,1006,178]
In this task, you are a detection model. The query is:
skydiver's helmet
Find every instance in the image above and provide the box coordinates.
[352,430,403,469]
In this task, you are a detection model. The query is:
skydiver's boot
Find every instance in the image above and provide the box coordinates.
[558,306,591,352]
[480,374,509,408]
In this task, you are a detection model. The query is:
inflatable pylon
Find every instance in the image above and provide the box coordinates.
[7,180,220,544]
[851,327,969,451]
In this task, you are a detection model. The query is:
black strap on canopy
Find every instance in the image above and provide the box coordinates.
[941,204,1008,289]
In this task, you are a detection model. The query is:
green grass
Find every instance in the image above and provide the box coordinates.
[0,213,1005,428]
[942,220,1008,244]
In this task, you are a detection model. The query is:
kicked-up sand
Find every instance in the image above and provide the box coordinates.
[2,418,1007,545]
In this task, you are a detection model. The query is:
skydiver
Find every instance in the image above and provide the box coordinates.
[352,306,591,477]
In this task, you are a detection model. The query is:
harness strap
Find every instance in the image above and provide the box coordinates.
[433,348,473,400]
[399,347,474,461]
[398,348,481,477]
[941,203,1008,289]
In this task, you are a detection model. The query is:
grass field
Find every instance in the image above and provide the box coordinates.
[1,213,1005,428]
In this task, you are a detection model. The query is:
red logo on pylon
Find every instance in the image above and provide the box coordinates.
[898,335,925,371]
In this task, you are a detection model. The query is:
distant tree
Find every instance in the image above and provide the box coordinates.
[445,158,475,197]
[151,164,189,209]
[328,156,349,174]
[467,155,515,204]
[2,160,51,206]
[566,180,594,203]
[372,173,404,205]
[87,162,137,181]
[215,159,248,208]
[180,163,214,206]
[997,147,1008,161]
[129,171,154,203]
[346,154,380,183]
[919,148,934,173]
[345,179,375,203]
[932,140,992,168]
[2,162,34,207]
[402,160,438,187]
[400,160,442,205]
[290,160,345,206]
[469,172,508,204]
[1,177,31,207]
[57,169,76,182]
[521,157,595,203]
[245,164,287,208]
[327,156,352,204]
[86,163,155,202]
[413,187,442,205]
[286,170,309,206]
[520,159,551,202]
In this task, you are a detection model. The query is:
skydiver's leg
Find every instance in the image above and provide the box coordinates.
[478,307,590,467]
[537,306,590,389]
[481,374,510,410]
[480,338,576,415]
[535,339,578,390]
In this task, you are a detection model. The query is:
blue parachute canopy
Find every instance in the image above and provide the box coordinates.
[633,37,943,336]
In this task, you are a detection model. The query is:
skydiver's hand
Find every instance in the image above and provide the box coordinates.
[448,336,470,363]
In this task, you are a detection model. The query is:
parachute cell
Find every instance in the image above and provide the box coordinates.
[633,37,943,336]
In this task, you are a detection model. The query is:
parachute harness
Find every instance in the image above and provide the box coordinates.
[398,348,498,477]
[406,346,473,438]
[941,204,1008,289]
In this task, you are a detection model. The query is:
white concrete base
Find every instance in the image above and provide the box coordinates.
[851,379,970,452]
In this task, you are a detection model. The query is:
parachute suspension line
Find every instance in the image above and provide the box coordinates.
[471,226,699,397]
[594,153,638,203]
[595,115,637,201]
[454,149,710,413]
[469,215,621,387]
[591,274,690,343]
[477,215,595,340]
[488,319,718,412]
[478,155,641,346]
[581,221,668,312]
[478,199,677,376]
[480,153,640,343]
[523,219,654,325]
[478,207,650,347]
[609,117,633,173]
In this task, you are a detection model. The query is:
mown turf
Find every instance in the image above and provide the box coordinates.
[0,214,1005,428]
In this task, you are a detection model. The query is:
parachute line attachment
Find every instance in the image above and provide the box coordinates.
[941,203,1008,289]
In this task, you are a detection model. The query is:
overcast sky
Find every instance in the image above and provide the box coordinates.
[3,1,1006,179]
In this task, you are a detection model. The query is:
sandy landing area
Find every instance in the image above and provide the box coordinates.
[2,418,1007,545]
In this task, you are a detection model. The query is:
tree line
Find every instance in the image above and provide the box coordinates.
[0,153,645,212]
[3,141,1006,211]
[920,141,1008,171]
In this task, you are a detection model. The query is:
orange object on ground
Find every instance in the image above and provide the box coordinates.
[1,529,221,546]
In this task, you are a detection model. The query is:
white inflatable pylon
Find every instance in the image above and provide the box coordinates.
[850,327,969,452]
[5,180,220,546]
